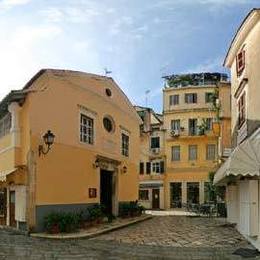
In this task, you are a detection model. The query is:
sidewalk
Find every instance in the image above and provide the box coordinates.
[30,214,152,239]
[145,209,197,216]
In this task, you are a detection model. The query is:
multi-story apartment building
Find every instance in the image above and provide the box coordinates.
[163,73,230,209]
[0,69,141,231]
[135,106,165,209]
[214,9,260,250]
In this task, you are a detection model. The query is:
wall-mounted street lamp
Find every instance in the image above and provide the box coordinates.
[38,130,55,156]
[93,159,100,169]
[121,166,127,174]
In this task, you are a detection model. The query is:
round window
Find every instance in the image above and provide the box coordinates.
[105,88,112,97]
[103,117,114,133]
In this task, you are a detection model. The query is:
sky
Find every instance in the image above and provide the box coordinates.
[0,0,258,112]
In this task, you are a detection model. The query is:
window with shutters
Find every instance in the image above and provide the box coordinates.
[189,145,197,161]
[206,144,216,160]
[236,49,245,76]
[152,162,161,173]
[205,118,213,131]
[189,119,198,136]
[185,93,197,104]
[169,94,179,106]
[151,161,165,174]
[171,119,180,131]
[238,92,246,129]
[172,146,180,161]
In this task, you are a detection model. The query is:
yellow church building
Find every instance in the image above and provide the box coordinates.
[0,69,141,231]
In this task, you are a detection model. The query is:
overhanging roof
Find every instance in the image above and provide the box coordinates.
[214,138,260,185]
[0,168,17,182]
[224,8,260,68]
[0,90,27,119]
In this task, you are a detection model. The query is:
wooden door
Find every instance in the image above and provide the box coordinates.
[9,191,16,227]
[0,189,7,225]
[152,189,160,209]
[100,170,113,215]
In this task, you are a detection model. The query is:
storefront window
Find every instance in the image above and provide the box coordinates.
[139,190,149,200]
[187,182,199,204]
[170,183,182,208]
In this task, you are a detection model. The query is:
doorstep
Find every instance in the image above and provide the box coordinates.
[30,214,152,240]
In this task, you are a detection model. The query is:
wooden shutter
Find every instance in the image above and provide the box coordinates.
[194,94,197,103]
[146,162,151,174]
[160,161,165,174]
[139,162,144,175]
[185,94,188,103]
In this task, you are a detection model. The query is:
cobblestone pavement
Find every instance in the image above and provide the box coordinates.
[93,216,250,248]
[0,216,259,259]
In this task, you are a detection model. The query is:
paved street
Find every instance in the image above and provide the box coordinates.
[94,216,249,248]
[0,216,259,259]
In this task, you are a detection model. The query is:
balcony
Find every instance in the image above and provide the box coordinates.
[167,128,216,140]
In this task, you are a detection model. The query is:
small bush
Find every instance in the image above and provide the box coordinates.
[44,211,81,233]
[119,201,144,218]
[88,204,105,221]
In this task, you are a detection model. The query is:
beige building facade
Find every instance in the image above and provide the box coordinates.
[214,8,260,250]
[136,106,165,209]
[137,73,231,210]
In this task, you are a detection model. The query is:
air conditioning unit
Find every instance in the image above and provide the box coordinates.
[151,148,160,154]
[223,148,232,157]
[170,129,180,137]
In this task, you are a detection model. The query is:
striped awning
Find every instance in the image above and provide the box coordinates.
[214,138,260,185]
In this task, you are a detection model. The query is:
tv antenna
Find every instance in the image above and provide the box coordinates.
[145,89,150,107]
[104,67,112,76]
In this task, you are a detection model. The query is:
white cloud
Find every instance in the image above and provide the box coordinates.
[40,3,102,24]
[185,57,224,73]
[0,24,62,98]
[150,0,253,9]
[0,0,31,10]
[40,7,64,23]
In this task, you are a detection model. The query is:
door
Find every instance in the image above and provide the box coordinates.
[152,189,160,209]
[9,191,16,227]
[100,170,113,215]
[0,189,7,225]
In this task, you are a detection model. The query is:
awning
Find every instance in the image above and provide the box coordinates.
[139,180,163,188]
[0,168,17,182]
[214,138,260,185]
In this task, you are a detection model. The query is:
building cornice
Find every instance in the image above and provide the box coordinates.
[163,107,216,114]
[224,9,260,68]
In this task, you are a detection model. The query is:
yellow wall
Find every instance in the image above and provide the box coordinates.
[229,19,260,135]
[25,70,140,206]
[163,84,219,208]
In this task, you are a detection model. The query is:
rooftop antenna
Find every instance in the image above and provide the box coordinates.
[104,67,112,76]
[145,89,150,107]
